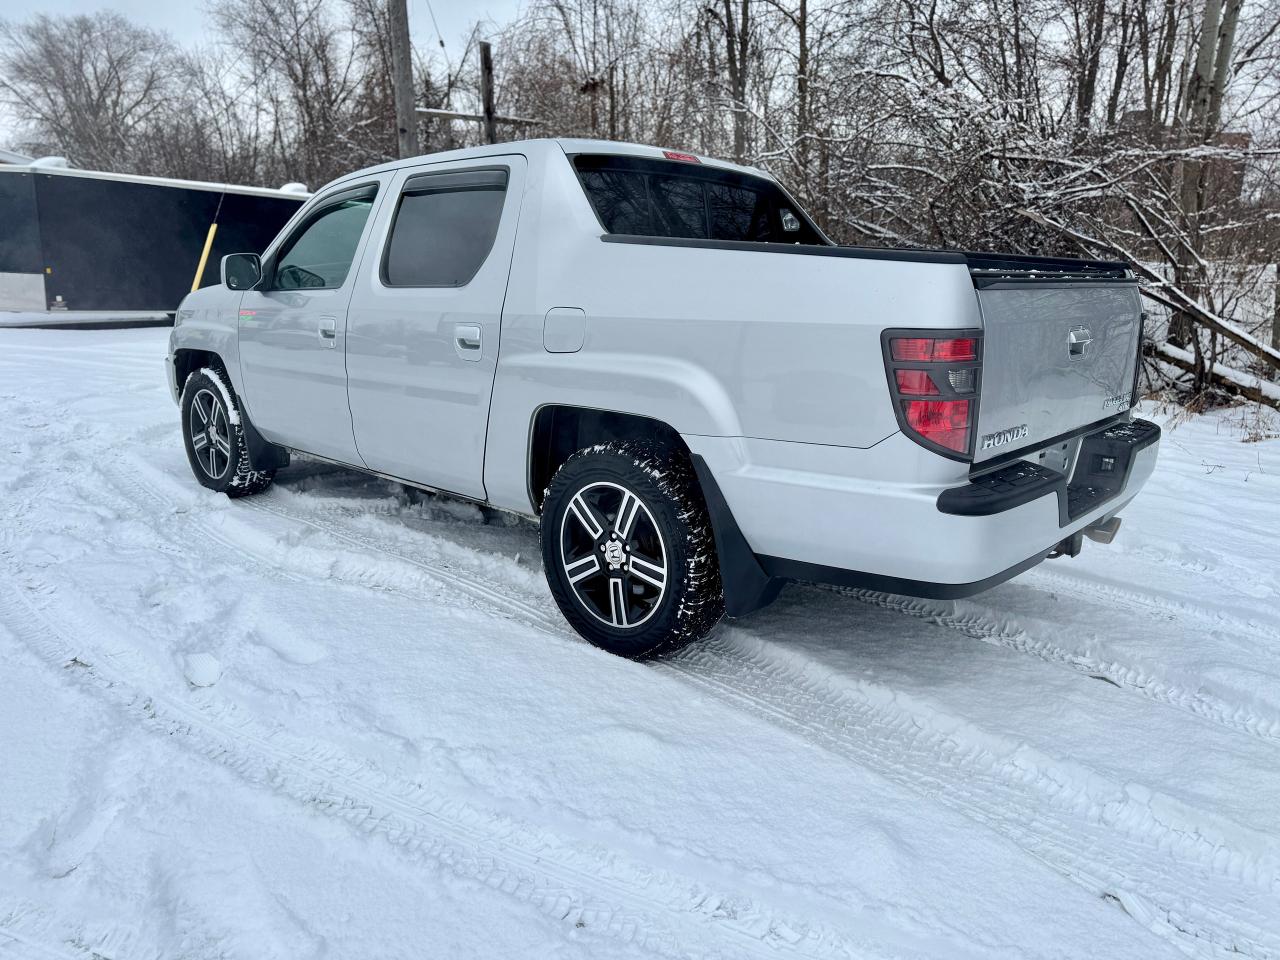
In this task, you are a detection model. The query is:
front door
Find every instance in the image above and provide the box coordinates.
[345,156,526,499]
[237,180,385,464]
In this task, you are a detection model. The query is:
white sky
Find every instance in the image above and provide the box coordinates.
[0,0,524,151]
[0,0,522,50]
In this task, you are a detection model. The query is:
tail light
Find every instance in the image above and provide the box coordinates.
[883,329,983,459]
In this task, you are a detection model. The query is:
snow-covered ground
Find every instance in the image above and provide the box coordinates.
[1,327,1278,960]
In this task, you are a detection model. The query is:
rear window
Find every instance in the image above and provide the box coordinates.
[573,155,826,245]
[382,168,507,287]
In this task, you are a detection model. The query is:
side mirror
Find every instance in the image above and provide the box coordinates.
[221,253,262,291]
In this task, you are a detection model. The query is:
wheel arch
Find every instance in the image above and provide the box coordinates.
[174,349,289,473]
[526,405,690,514]
[172,348,225,397]
[526,404,781,620]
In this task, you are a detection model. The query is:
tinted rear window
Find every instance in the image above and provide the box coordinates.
[383,169,507,287]
[573,155,825,245]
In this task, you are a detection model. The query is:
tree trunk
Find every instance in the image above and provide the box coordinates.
[1075,0,1107,130]
[1172,0,1225,345]
[1182,0,1223,140]
[1152,0,1179,124]
[1206,0,1242,135]
[721,0,750,163]
[1105,0,1133,127]
[1273,263,1280,380]
[796,0,809,195]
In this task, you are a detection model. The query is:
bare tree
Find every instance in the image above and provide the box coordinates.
[212,0,383,185]
[4,0,1280,407]
[0,12,180,171]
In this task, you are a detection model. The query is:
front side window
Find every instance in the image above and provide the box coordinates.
[382,168,508,287]
[574,154,826,245]
[273,189,376,290]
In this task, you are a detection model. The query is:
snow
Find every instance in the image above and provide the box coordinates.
[1155,341,1280,403]
[1,327,1278,960]
[183,651,223,687]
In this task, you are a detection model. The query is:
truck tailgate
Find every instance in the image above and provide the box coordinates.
[972,273,1141,465]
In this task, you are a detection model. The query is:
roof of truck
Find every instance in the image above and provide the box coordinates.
[323,138,774,193]
[553,139,773,179]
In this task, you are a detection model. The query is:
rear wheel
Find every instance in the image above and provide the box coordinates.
[540,441,724,658]
[180,368,275,498]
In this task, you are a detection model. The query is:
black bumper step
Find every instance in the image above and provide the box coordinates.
[937,418,1160,525]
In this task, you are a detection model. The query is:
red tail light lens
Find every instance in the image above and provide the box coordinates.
[889,338,934,362]
[895,369,939,395]
[884,329,982,459]
[903,399,971,454]
[890,337,978,363]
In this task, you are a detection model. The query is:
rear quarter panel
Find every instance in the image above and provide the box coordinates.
[483,146,982,513]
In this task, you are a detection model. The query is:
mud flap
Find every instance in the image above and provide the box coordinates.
[242,411,290,471]
[690,455,782,619]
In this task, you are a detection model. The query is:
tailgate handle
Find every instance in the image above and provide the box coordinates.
[1068,326,1093,361]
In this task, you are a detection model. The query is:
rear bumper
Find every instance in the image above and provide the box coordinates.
[937,418,1160,524]
[686,418,1160,612]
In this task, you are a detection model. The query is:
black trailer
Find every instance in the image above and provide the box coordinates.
[0,163,308,326]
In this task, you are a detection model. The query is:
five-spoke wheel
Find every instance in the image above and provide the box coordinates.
[559,481,669,629]
[188,387,233,480]
[180,368,276,498]
[541,441,724,658]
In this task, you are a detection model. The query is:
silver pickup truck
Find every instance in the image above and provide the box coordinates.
[165,138,1160,657]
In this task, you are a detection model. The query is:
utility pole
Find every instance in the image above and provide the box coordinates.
[479,41,498,145]
[415,42,542,140]
[388,0,418,158]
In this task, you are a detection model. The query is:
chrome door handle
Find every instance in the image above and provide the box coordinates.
[454,323,482,361]
[318,316,337,348]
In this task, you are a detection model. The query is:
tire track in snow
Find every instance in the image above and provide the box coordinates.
[0,901,161,960]
[0,577,919,960]
[1026,565,1280,644]
[106,455,549,629]
[136,468,1280,960]
[263,458,1280,756]
[830,586,1280,746]
[4,483,960,960]
[668,635,1280,960]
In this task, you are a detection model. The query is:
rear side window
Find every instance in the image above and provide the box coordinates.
[382,168,508,287]
[573,154,825,245]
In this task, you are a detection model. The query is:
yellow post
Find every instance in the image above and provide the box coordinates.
[191,222,219,292]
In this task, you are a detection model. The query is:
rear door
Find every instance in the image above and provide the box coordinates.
[237,180,386,464]
[972,280,1142,464]
[345,155,526,498]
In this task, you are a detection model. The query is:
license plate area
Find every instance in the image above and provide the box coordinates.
[939,418,1160,524]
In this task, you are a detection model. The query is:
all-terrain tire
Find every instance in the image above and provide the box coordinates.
[180,367,275,498]
[541,441,724,658]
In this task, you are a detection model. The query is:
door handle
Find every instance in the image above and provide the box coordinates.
[454,323,482,361]
[318,316,337,348]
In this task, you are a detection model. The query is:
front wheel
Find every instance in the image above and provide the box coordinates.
[540,441,724,658]
[180,368,275,498]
